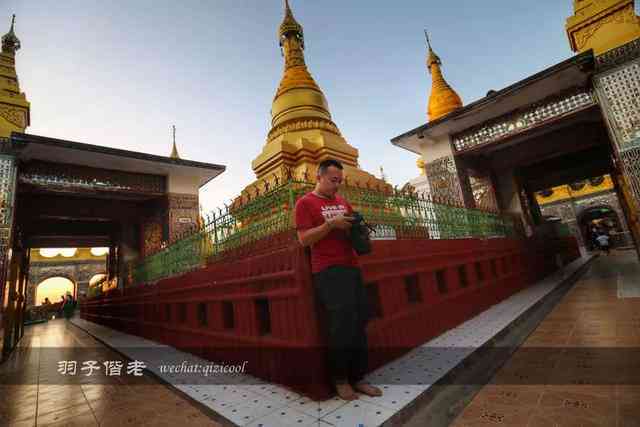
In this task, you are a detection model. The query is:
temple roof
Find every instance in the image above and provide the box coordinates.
[8,132,225,188]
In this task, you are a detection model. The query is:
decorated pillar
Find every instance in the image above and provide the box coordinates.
[424,155,474,208]
[167,193,199,242]
[0,152,17,355]
[593,38,640,255]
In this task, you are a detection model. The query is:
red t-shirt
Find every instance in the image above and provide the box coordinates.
[295,192,358,273]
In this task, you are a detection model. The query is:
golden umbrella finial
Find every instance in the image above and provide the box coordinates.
[2,13,21,53]
[279,0,304,46]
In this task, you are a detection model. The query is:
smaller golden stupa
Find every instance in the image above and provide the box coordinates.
[425,31,462,122]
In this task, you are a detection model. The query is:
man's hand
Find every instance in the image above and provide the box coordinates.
[327,214,354,230]
[297,214,354,247]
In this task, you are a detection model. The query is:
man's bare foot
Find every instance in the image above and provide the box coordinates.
[354,382,382,397]
[335,382,358,401]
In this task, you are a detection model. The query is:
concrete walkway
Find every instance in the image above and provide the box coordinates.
[451,250,640,427]
[0,320,221,427]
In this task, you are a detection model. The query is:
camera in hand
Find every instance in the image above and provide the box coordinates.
[349,211,375,255]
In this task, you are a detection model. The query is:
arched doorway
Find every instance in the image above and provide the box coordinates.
[35,277,75,306]
[578,205,622,250]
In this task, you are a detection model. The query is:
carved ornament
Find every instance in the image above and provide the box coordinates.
[267,117,341,142]
[0,103,25,128]
[275,66,321,98]
[573,4,639,50]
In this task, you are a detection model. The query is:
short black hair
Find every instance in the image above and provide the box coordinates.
[317,159,343,175]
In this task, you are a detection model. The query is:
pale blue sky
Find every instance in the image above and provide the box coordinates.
[5,0,579,211]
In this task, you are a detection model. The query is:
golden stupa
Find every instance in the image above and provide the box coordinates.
[425,32,462,122]
[240,0,388,201]
[0,15,30,139]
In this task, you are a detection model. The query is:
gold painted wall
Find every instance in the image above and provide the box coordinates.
[566,0,640,54]
[536,175,614,205]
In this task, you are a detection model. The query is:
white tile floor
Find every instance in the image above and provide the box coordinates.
[71,255,592,427]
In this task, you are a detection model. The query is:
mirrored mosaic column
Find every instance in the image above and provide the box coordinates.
[424,155,477,238]
[0,152,17,353]
[594,38,640,251]
[0,153,17,283]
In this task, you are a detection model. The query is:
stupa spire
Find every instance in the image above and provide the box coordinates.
[279,0,304,49]
[170,125,180,159]
[0,14,30,138]
[424,31,462,122]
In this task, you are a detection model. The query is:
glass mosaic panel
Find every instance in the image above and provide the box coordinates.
[595,61,640,150]
[0,154,16,279]
[425,155,463,204]
[470,175,498,212]
[18,160,166,194]
[620,146,640,205]
[0,154,16,226]
[596,37,640,73]
[452,89,595,152]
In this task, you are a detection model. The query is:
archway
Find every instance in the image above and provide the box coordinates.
[578,205,622,249]
[35,277,76,307]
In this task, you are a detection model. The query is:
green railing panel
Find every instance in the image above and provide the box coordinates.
[128,178,515,285]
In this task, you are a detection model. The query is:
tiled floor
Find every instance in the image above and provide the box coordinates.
[0,320,221,427]
[63,254,593,426]
[452,250,640,427]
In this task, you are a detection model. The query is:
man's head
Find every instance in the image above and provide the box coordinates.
[316,159,344,197]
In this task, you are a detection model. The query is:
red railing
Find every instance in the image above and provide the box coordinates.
[81,236,578,400]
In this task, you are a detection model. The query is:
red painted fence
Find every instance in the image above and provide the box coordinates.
[81,236,578,400]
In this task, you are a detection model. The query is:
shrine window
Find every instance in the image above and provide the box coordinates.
[404,274,422,303]
[197,303,208,327]
[435,270,448,294]
[491,259,498,277]
[458,266,469,288]
[178,303,187,323]
[475,262,484,283]
[222,301,234,329]
[255,299,271,336]
[366,283,383,318]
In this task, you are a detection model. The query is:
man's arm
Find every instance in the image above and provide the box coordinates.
[297,215,353,247]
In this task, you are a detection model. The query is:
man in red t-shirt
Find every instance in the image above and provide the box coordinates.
[295,159,382,400]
